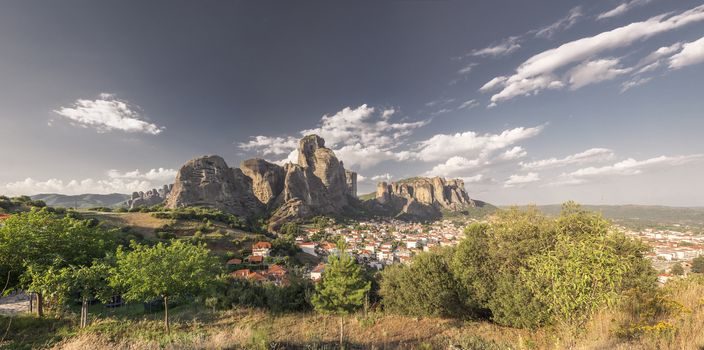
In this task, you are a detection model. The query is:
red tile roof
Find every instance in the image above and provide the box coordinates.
[226,258,242,265]
[247,255,264,263]
[252,241,272,249]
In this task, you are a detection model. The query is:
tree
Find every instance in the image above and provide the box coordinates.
[380,250,464,318]
[312,239,370,348]
[0,209,116,315]
[692,256,704,274]
[111,240,220,332]
[671,262,685,276]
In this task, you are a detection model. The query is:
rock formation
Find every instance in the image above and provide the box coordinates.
[368,177,474,220]
[164,155,264,217]
[127,184,173,209]
[164,135,358,231]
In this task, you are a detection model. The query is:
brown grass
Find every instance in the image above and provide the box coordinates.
[44,277,704,350]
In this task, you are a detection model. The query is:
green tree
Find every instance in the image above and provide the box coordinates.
[380,249,464,317]
[312,239,370,348]
[111,240,220,332]
[692,256,704,274]
[671,262,685,276]
[0,209,116,315]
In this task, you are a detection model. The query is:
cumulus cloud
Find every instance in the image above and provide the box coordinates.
[504,172,540,187]
[552,154,704,185]
[669,35,704,69]
[239,104,428,169]
[482,5,704,105]
[521,148,614,170]
[597,0,653,20]
[371,173,393,181]
[535,6,583,39]
[238,136,299,155]
[54,94,163,134]
[413,125,543,162]
[471,36,521,57]
[426,156,485,177]
[3,168,177,196]
[500,146,527,160]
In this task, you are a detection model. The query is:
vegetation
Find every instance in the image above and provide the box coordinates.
[111,240,220,332]
[312,239,371,348]
[692,256,704,274]
[381,202,657,329]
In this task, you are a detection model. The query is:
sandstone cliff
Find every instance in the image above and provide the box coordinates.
[164,135,358,231]
[370,177,474,220]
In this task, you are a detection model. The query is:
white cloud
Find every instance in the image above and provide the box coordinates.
[479,76,508,92]
[457,63,477,75]
[669,35,704,69]
[426,156,485,177]
[504,172,540,187]
[238,135,299,155]
[413,125,544,162]
[535,6,583,39]
[333,143,399,169]
[457,99,479,110]
[620,77,652,93]
[521,148,614,170]
[483,5,704,105]
[107,168,177,182]
[3,168,176,196]
[54,94,163,134]
[597,0,653,20]
[471,36,521,57]
[242,104,428,169]
[500,146,527,160]
[553,154,704,185]
[371,173,393,181]
[301,104,428,150]
[567,58,632,89]
[461,174,491,184]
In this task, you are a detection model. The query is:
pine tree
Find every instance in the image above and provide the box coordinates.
[312,239,370,349]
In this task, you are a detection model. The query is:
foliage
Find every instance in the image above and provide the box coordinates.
[0,208,117,291]
[691,256,704,274]
[671,262,684,276]
[312,239,370,315]
[380,249,464,317]
[384,202,657,329]
[151,207,247,229]
[111,240,220,330]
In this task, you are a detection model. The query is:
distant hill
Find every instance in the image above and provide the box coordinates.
[31,193,130,209]
[523,204,704,228]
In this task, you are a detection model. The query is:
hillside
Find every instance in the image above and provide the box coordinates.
[528,204,704,228]
[31,193,129,209]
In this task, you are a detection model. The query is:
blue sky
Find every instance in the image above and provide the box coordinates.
[1,0,703,206]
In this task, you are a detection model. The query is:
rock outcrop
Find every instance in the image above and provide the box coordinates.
[164,135,358,231]
[127,184,172,209]
[368,177,474,220]
[164,155,264,217]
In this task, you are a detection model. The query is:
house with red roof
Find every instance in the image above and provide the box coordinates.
[252,241,272,257]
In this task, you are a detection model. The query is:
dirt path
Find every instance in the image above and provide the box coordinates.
[0,292,29,316]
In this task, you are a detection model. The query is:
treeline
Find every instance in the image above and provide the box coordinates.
[380,202,657,329]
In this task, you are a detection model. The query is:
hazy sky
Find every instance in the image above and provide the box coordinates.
[1,0,703,206]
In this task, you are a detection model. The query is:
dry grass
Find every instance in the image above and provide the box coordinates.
[42,277,704,350]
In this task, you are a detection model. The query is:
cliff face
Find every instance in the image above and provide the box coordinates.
[370,177,474,220]
[164,135,358,231]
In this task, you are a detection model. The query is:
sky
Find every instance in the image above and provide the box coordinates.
[1,0,703,206]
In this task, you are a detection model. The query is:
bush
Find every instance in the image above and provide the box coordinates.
[380,250,465,318]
